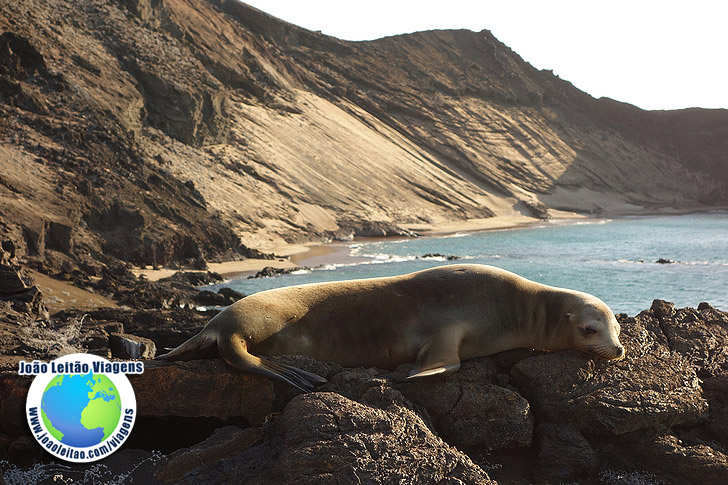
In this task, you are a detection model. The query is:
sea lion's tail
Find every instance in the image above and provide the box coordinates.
[155,329,218,361]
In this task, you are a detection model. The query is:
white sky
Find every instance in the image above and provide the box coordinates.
[242,0,728,111]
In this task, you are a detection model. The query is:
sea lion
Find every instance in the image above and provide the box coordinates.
[158,264,624,391]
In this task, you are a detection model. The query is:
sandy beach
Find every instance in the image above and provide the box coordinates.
[131,213,582,281]
[131,242,365,281]
[130,205,724,282]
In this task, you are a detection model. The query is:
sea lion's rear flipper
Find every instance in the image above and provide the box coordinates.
[219,335,327,393]
[156,331,217,361]
[407,329,463,379]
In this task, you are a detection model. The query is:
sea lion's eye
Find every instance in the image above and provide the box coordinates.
[579,327,598,337]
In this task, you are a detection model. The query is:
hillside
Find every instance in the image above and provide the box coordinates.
[1,0,727,269]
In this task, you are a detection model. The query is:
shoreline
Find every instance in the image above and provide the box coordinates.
[131,207,726,281]
[130,214,554,281]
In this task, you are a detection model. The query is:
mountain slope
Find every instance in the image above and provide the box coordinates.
[1,0,726,268]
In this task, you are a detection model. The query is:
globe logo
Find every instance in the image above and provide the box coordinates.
[22,353,142,463]
[41,373,122,447]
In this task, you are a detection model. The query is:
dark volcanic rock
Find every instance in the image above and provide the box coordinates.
[420,253,461,260]
[192,288,243,307]
[157,271,224,287]
[0,261,47,317]
[4,289,728,484]
[192,290,230,306]
[347,220,418,238]
[180,390,494,484]
[79,328,111,357]
[434,382,532,450]
[129,360,273,424]
[0,265,32,294]
[154,271,244,307]
[510,309,708,436]
[0,448,165,484]
[658,301,728,375]
[45,221,75,253]
[534,423,598,484]
[56,307,210,351]
[0,371,31,439]
[88,263,220,310]
[217,287,244,302]
[704,373,728,406]
[0,32,48,79]
[248,266,305,279]
[108,332,156,359]
[650,297,676,319]
[602,432,728,485]
[398,358,534,451]
[154,426,263,483]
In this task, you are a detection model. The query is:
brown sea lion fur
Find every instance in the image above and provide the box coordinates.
[158,265,624,391]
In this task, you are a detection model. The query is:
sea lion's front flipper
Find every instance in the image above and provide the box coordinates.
[407,328,463,379]
[219,334,326,392]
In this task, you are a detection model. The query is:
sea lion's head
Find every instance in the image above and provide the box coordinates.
[563,296,625,360]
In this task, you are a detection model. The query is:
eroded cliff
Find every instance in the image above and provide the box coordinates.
[1,0,726,268]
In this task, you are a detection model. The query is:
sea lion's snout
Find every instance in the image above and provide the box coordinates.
[609,343,625,361]
[595,342,625,360]
[587,343,625,361]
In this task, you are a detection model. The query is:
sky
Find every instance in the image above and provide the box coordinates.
[242,0,727,111]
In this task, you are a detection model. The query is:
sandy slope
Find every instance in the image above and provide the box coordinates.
[29,270,118,312]
[1,0,726,271]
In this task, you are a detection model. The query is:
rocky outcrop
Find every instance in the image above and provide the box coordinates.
[42,265,232,311]
[108,332,156,359]
[601,432,728,485]
[4,300,728,483]
[0,265,45,317]
[396,358,534,451]
[0,241,47,318]
[130,360,273,424]
[136,302,728,483]
[247,265,303,279]
[153,426,263,483]
[171,390,494,484]
[331,221,420,240]
[534,423,599,483]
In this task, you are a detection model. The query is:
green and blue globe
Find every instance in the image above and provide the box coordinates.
[40,372,122,447]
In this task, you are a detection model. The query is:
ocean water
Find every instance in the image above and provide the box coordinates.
[207,212,728,315]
